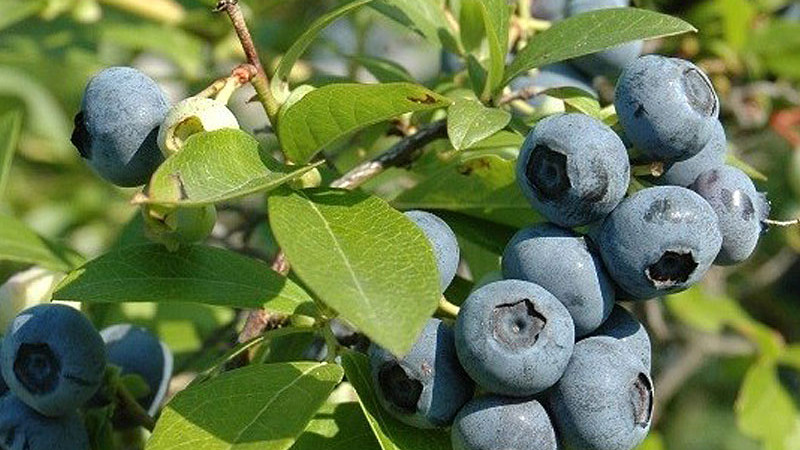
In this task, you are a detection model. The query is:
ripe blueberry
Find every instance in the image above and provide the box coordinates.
[1,304,106,417]
[71,67,169,187]
[404,211,460,291]
[591,304,651,370]
[502,223,615,337]
[455,279,575,396]
[532,0,566,21]
[101,324,173,416]
[516,113,630,227]
[598,186,722,300]
[0,394,89,450]
[567,0,643,78]
[509,63,597,109]
[690,166,769,265]
[659,121,727,187]
[369,319,474,428]
[615,55,720,163]
[548,336,653,450]
[452,395,558,450]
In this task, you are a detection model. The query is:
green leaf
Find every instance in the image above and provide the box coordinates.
[278,83,451,164]
[447,99,511,150]
[142,129,319,207]
[476,0,510,97]
[459,0,486,52]
[370,0,460,51]
[291,401,380,450]
[504,8,696,85]
[0,0,44,32]
[341,352,451,450]
[53,244,313,315]
[352,56,415,83]
[269,189,441,356]
[543,87,603,118]
[147,363,344,450]
[735,359,798,447]
[392,151,542,228]
[101,23,206,78]
[0,111,22,201]
[0,213,81,271]
[274,0,374,84]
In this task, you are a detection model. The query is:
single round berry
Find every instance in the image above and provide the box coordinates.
[659,121,727,187]
[0,394,89,450]
[101,324,174,416]
[157,97,240,157]
[369,319,474,428]
[517,113,630,227]
[509,62,596,108]
[142,204,217,252]
[404,211,460,291]
[532,0,566,21]
[615,55,720,162]
[598,186,722,300]
[1,304,106,417]
[590,304,651,370]
[548,336,654,450]
[452,396,558,450]
[567,0,642,78]
[502,223,615,337]
[690,166,769,265]
[71,66,169,187]
[455,280,575,396]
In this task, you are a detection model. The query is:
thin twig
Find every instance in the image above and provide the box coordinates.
[236,120,449,346]
[116,383,156,432]
[498,85,543,105]
[215,0,281,125]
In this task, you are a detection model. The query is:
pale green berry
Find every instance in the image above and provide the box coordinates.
[157,97,239,156]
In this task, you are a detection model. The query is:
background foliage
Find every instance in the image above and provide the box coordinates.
[2,0,800,448]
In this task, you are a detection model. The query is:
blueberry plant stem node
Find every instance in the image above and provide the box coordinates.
[436,296,461,320]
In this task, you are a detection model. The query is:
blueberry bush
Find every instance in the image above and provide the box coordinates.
[0,0,800,449]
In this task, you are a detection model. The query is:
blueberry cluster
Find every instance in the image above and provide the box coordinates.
[369,54,767,450]
[0,303,172,449]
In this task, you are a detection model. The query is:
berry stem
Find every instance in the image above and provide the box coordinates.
[116,381,156,432]
[321,322,341,363]
[215,0,281,126]
[195,64,257,103]
[436,296,461,320]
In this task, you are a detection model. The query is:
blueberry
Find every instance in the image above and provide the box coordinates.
[455,279,575,396]
[369,318,474,428]
[591,304,651,370]
[615,55,720,163]
[516,113,630,227]
[659,121,727,187]
[452,395,557,450]
[598,186,722,300]
[0,337,6,397]
[548,336,653,450]
[72,67,169,187]
[404,211,460,291]
[567,0,642,78]
[690,166,769,265]
[502,223,615,337]
[0,394,89,450]
[509,63,597,108]
[532,0,566,21]
[100,324,173,416]
[1,304,106,417]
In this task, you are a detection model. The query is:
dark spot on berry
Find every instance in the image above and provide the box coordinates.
[643,199,672,223]
[13,343,61,395]
[631,373,653,427]
[70,111,91,159]
[645,251,698,287]
[682,68,717,117]
[492,298,547,351]
[633,104,647,118]
[378,362,422,414]
[583,159,609,202]
[526,145,570,201]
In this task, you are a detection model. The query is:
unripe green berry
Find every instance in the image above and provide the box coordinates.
[157,97,239,156]
[142,204,217,251]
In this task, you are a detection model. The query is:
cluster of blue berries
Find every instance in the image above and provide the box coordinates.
[0,304,172,449]
[370,52,767,449]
